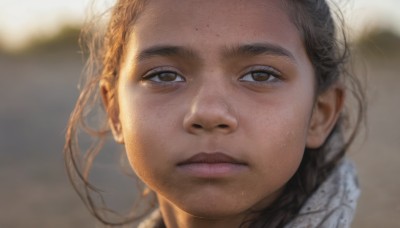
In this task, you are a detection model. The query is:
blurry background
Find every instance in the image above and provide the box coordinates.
[0,0,399,227]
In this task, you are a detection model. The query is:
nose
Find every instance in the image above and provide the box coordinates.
[183,88,238,135]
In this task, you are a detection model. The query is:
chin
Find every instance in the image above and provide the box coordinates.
[185,207,242,220]
[178,197,249,219]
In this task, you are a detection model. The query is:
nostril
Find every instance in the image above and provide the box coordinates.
[189,123,231,131]
[192,124,202,129]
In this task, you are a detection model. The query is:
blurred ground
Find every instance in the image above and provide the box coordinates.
[0,50,93,227]
[0,29,399,227]
[0,49,98,227]
[350,58,400,227]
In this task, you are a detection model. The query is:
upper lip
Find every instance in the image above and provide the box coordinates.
[177,152,247,165]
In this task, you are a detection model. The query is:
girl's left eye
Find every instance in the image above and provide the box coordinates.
[143,71,185,83]
[239,67,281,83]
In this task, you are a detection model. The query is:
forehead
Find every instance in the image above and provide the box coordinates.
[129,0,304,60]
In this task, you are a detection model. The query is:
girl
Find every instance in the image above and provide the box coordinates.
[65,0,365,227]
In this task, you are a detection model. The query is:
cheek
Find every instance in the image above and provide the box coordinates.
[261,118,307,182]
[121,111,165,186]
[118,90,180,187]
[242,94,313,189]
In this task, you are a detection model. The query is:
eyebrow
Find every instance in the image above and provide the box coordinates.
[223,43,296,62]
[136,43,296,63]
[136,45,198,62]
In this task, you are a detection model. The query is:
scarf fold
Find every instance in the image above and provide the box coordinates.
[285,159,360,228]
[138,159,360,228]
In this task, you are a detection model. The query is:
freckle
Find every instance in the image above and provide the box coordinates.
[206,24,210,27]
[195,27,199,31]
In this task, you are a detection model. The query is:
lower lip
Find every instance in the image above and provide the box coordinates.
[177,163,248,178]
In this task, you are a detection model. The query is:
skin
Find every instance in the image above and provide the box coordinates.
[101,0,344,227]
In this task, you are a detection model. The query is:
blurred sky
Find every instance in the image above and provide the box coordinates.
[1,0,400,50]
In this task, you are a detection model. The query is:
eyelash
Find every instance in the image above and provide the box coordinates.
[141,66,282,85]
[142,68,185,83]
[239,66,282,84]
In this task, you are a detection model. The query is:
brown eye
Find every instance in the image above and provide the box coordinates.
[158,72,178,81]
[144,71,185,83]
[240,68,281,83]
[250,71,273,81]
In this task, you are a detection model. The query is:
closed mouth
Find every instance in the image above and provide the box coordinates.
[177,152,247,165]
[176,152,248,178]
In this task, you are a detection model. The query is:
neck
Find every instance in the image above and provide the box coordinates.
[157,195,250,228]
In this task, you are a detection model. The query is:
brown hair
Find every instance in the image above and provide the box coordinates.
[64,0,365,227]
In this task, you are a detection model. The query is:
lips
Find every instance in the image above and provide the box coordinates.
[177,152,248,178]
[177,152,246,165]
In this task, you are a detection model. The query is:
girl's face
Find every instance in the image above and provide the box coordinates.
[114,0,315,220]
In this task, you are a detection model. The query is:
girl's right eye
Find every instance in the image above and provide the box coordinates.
[142,71,185,83]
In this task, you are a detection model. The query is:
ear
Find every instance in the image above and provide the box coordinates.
[306,84,345,148]
[100,80,124,144]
